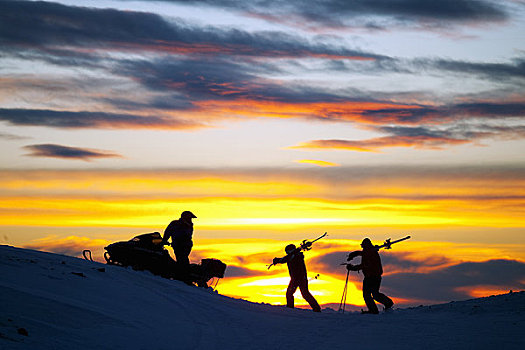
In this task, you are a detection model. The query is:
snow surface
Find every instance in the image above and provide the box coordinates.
[1,245,524,350]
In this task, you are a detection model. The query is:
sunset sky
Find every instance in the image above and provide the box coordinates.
[1,0,524,308]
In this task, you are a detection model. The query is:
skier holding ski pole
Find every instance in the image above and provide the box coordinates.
[344,237,395,314]
[269,233,326,312]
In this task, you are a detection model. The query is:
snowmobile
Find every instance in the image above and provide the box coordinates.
[84,232,226,288]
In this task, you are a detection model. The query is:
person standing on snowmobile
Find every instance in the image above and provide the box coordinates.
[162,211,197,266]
[272,244,321,312]
[347,238,394,314]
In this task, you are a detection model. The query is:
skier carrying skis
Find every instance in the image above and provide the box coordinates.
[162,210,197,266]
[272,243,321,312]
[347,238,394,314]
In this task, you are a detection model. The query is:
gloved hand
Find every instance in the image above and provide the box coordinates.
[346,263,359,271]
[273,257,281,265]
[347,251,360,261]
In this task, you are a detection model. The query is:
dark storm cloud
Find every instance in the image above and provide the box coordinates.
[384,259,525,302]
[381,253,450,272]
[311,251,525,304]
[0,1,383,60]
[292,120,525,152]
[101,93,196,112]
[375,123,525,145]
[429,58,525,81]
[149,0,508,29]
[112,55,525,124]
[2,1,524,136]
[23,144,123,161]
[310,251,349,271]
[115,57,353,103]
[359,102,525,124]
[311,250,450,274]
[0,108,202,129]
[1,1,522,110]
[115,58,265,99]
[320,56,525,83]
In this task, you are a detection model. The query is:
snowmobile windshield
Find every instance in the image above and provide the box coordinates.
[131,232,163,249]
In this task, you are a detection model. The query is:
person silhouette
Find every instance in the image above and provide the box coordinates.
[347,238,394,314]
[162,211,197,266]
[273,244,321,312]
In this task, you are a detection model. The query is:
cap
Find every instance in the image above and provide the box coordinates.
[181,210,197,219]
[285,244,296,254]
[361,238,373,248]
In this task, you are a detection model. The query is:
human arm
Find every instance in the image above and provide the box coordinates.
[273,255,290,265]
[162,221,175,245]
[346,250,363,271]
[347,250,362,261]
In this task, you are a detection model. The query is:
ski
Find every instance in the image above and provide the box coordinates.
[341,235,411,266]
[300,232,327,250]
[376,235,411,250]
[267,232,327,270]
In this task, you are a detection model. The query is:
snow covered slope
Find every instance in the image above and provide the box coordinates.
[1,245,524,350]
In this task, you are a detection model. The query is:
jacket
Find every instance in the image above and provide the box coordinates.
[162,219,193,247]
[276,252,308,281]
[352,247,383,278]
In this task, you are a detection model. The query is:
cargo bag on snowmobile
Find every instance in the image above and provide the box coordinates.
[200,258,227,278]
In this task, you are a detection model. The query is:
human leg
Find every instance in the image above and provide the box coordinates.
[174,245,191,266]
[370,277,394,309]
[362,277,379,314]
[173,245,192,284]
[286,279,299,308]
[298,279,321,312]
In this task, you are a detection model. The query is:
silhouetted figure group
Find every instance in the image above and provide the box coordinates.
[163,210,393,314]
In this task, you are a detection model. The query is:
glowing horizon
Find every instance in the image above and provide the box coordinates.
[1,0,524,309]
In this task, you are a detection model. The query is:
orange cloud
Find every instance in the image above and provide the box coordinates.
[294,159,340,167]
[193,99,422,124]
[23,235,111,262]
[290,136,471,152]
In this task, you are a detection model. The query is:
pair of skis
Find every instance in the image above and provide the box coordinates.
[267,232,327,270]
[341,235,412,267]
[267,233,411,270]
[376,235,411,250]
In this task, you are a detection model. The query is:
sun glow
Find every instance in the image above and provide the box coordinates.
[2,169,525,307]
[224,218,350,225]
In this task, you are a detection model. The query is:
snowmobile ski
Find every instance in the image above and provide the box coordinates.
[82,250,93,261]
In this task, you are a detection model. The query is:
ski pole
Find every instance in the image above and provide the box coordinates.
[338,269,350,313]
